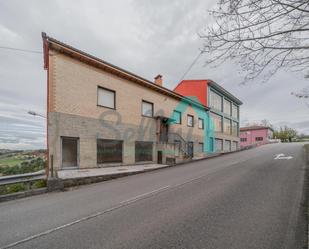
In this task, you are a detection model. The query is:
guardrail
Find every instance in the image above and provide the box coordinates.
[0,170,46,186]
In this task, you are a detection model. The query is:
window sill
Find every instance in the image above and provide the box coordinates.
[97,104,116,110]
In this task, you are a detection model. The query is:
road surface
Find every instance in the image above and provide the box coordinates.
[0,143,307,249]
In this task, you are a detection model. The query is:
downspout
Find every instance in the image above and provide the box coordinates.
[42,32,50,178]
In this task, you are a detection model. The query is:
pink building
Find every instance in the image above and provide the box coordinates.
[240,126,274,148]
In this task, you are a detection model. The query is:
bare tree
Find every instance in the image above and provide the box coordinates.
[201,0,309,83]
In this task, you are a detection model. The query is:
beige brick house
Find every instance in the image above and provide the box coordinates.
[42,33,212,175]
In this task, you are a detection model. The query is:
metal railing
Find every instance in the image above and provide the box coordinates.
[168,132,190,158]
[0,170,46,186]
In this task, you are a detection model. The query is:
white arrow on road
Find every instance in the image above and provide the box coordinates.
[274,154,293,160]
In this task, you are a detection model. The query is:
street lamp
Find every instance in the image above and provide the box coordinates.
[27,110,46,118]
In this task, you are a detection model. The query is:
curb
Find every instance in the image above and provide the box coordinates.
[0,149,245,202]
[59,150,241,189]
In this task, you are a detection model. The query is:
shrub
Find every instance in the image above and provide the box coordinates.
[33,180,46,189]
[6,183,26,194]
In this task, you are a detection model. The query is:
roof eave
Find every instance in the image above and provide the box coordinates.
[208,81,243,105]
[41,32,209,111]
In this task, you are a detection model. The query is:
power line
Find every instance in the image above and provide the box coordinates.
[178,50,204,83]
[0,46,42,54]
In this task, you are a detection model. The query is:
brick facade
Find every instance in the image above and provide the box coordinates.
[44,35,208,172]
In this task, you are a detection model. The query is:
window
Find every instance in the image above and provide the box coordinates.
[224,118,231,135]
[174,140,181,156]
[255,137,263,141]
[232,121,238,136]
[209,90,222,111]
[97,139,123,163]
[232,141,238,151]
[142,100,153,117]
[240,138,247,142]
[198,118,204,129]
[97,87,115,109]
[198,142,204,153]
[232,104,238,119]
[223,99,231,116]
[188,142,194,157]
[224,140,231,152]
[215,138,223,152]
[62,137,79,168]
[135,141,153,162]
[172,110,181,124]
[187,115,194,127]
[210,112,222,132]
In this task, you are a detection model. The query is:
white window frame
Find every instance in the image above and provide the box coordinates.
[97,86,115,109]
[142,100,154,117]
[187,115,194,127]
[198,118,204,129]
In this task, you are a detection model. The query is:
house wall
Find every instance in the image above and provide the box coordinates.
[207,86,240,152]
[47,50,207,170]
[240,128,270,147]
[174,80,208,106]
[173,80,241,153]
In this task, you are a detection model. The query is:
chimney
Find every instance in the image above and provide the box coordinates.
[154,74,163,86]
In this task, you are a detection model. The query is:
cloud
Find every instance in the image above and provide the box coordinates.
[0,0,308,149]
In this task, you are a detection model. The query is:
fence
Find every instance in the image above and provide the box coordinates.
[0,170,46,187]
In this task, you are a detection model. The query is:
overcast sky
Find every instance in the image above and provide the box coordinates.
[0,0,308,150]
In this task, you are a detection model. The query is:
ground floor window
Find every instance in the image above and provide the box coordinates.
[240,137,247,142]
[215,138,223,152]
[135,141,153,162]
[187,142,194,157]
[232,141,238,151]
[62,137,79,168]
[97,139,123,164]
[255,137,263,141]
[224,140,231,152]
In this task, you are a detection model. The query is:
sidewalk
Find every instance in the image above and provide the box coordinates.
[57,164,170,180]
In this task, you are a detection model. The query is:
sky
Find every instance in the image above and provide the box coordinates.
[0,0,308,150]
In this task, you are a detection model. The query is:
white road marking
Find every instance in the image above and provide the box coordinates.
[274,154,293,160]
[120,186,171,204]
[1,160,248,249]
[1,186,170,249]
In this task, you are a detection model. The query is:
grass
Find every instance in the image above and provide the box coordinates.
[0,157,25,167]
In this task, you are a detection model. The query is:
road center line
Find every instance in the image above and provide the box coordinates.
[1,161,249,249]
[120,186,171,204]
[1,186,170,249]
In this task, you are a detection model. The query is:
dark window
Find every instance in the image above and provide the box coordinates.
[198,118,204,129]
[240,138,247,142]
[187,115,194,127]
[62,137,78,167]
[142,100,153,117]
[97,87,115,109]
[187,142,194,157]
[135,141,153,162]
[97,139,123,163]
[255,137,263,141]
[173,110,181,124]
[199,142,204,153]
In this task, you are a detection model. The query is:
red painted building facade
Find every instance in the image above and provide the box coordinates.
[174,80,242,152]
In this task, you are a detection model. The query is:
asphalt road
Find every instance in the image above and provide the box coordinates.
[0,143,307,249]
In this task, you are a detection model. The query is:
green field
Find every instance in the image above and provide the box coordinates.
[0,157,25,167]
[0,150,46,176]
